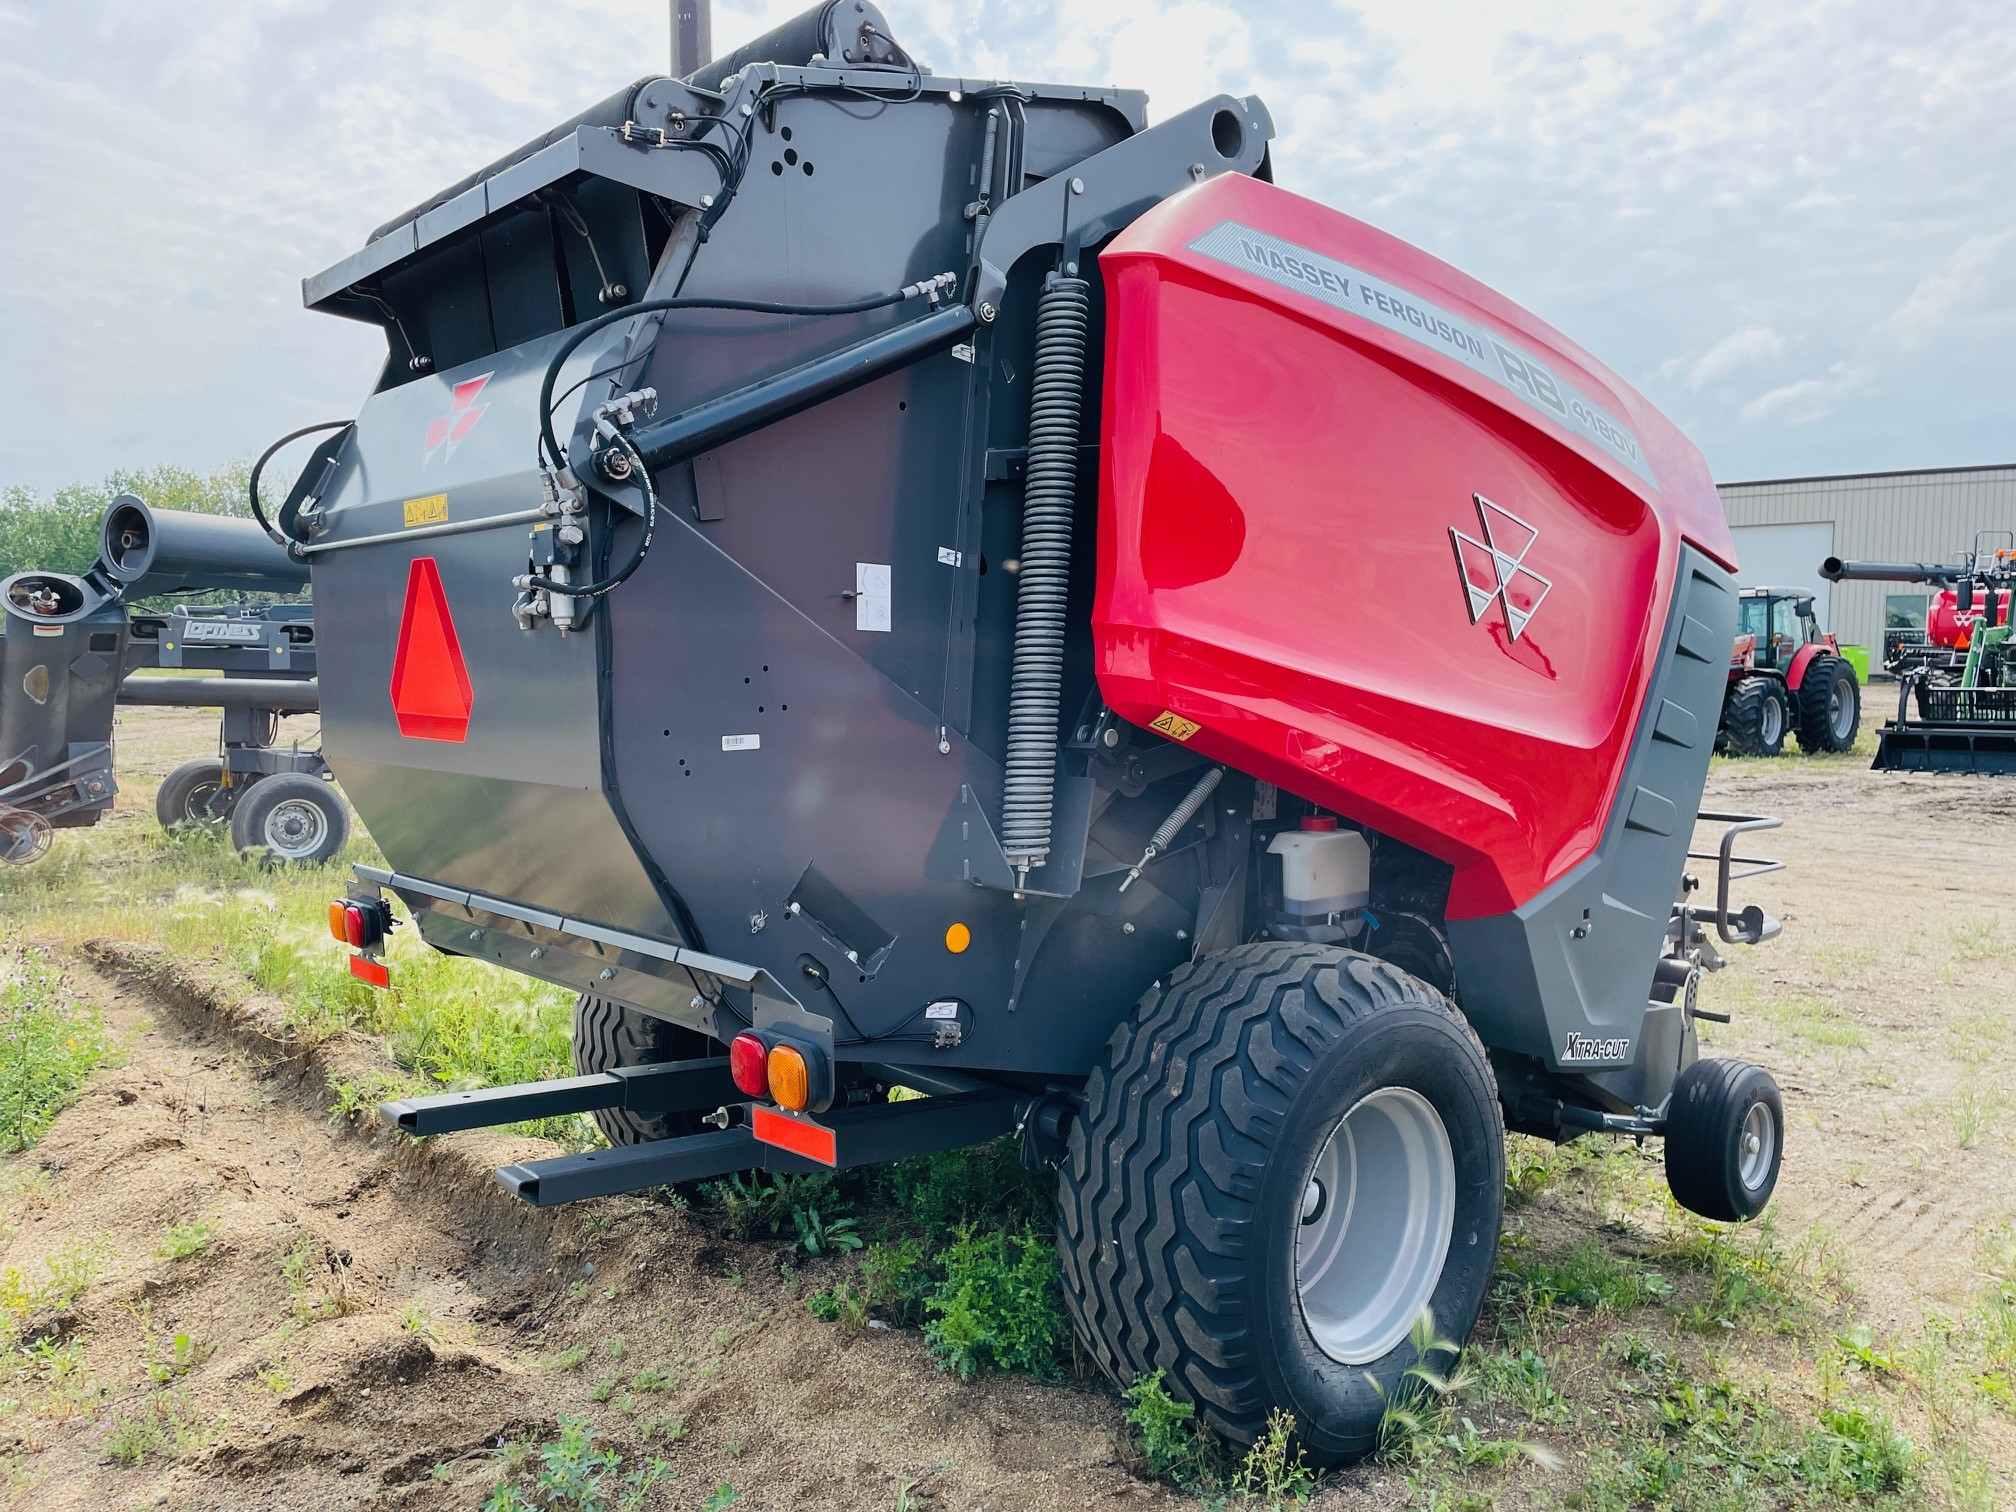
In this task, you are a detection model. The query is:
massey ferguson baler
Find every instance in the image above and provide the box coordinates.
[282,2,1786,1458]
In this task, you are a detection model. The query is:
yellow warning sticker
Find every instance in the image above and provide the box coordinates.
[1150,710,1202,742]
[403,493,449,528]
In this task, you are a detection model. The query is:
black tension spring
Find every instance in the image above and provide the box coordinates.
[1000,275,1092,882]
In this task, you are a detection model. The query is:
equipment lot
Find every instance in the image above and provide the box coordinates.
[0,704,2010,1509]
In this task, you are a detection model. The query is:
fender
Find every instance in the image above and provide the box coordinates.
[1785,642,1827,691]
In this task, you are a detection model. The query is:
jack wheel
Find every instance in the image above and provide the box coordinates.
[1664,1057,1782,1222]
[1058,942,1503,1464]
[156,759,238,829]
[228,772,349,866]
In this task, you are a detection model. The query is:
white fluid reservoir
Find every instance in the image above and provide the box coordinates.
[1267,816,1371,942]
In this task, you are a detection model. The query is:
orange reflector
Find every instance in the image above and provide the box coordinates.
[327,902,348,942]
[348,954,390,989]
[944,921,971,954]
[767,1044,810,1111]
[389,556,474,742]
[751,1105,836,1166]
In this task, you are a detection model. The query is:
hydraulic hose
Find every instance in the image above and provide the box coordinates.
[999,275,1091,880]
[537,287,932,472]
[519,429,658,601]
[249,420,353,550]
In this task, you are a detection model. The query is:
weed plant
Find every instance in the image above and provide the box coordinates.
[0,950,107,1153]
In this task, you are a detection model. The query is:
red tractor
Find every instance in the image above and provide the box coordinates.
[1719,587,1860,756]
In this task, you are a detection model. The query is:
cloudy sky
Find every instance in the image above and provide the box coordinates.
[1,0,2010,494]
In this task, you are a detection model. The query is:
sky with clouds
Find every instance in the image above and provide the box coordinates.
[1,0,2010,494]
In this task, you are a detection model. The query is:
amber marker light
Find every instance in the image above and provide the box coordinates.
[767,1043,811,1111]
[944,921,972,953]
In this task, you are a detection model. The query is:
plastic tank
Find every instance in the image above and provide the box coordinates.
[1266,816,1369,942]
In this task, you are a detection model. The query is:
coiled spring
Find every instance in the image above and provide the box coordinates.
[1000,275,1091,879]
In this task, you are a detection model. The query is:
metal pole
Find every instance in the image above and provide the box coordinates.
[671,0,711,77]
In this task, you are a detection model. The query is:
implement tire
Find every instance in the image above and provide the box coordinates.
[1057,942,1503,1465]
[1665,1057,1782,1223]
[228,772,348,865]
[1722,675,1788,756]
[1795,656,1859,754]
[571,993,716,1146]
[156,759,235,829]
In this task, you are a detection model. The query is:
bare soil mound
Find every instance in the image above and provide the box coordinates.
[0,947,1158,1511]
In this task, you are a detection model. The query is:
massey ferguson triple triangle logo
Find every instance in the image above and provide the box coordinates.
[424,373,493,463]
[1450,494,1552,641]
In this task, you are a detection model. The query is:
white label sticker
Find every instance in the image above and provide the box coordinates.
[937,546,962,567]
[924,1000,961,1021]
[951,343,976,363]
[855,562,892,633]
[721,733,760,752]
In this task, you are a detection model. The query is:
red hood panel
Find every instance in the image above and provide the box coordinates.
[1094,173,1732,917]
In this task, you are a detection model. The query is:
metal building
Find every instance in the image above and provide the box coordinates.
[1717,463,2016,659]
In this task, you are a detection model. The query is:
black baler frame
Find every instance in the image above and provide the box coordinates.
[380,1059,1025,1207]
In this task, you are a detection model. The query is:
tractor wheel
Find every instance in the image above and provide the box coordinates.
[1722,676,1789,756]
[1057,942,1503,1464]
[571,993,717,1146]
[1664,1058,1783,1222]
[1795,656,1859,754]
[156,759,236,830]
[228,772,349,865]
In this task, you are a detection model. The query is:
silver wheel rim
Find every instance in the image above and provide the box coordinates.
[1830,681,1854,741]
[1760,696,1783,746]
[1295,1086,1456,1366]
[1738,1101,1775,1191]
[262,797,329,860]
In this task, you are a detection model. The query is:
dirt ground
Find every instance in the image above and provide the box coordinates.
[2,703,2013,1508]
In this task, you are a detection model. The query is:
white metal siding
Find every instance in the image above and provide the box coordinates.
[1716,466,2016,653]
[1728,522,1836,628]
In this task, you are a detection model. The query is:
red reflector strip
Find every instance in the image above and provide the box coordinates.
[348,954,390,989]
[751,1105,836,1167]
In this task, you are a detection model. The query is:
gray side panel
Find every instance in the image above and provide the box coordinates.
[1447,547,1736,1087]
[311,338,673,936]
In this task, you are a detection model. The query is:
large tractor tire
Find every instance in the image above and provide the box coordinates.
[1058,942,1503,1464]
[1664,1057,1783,1222]
[1722,676,1789,757]
[1794,656,1859,754]
[228,772,349,865]
[156,758,236,829]
[571,993,718,1146]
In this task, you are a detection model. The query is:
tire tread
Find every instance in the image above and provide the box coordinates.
[1057,941,1500,1446]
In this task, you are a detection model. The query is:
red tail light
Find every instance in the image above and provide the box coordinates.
[729,1032,770,1098]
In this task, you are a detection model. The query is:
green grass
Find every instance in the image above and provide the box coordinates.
[921,1223,1071,1380]
[0,818,588,1143]
[483,1416,670,1512]
[155,1220,219,1260]
[0,949,109,1153]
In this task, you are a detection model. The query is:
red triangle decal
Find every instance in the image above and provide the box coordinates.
[389,556,473,741]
